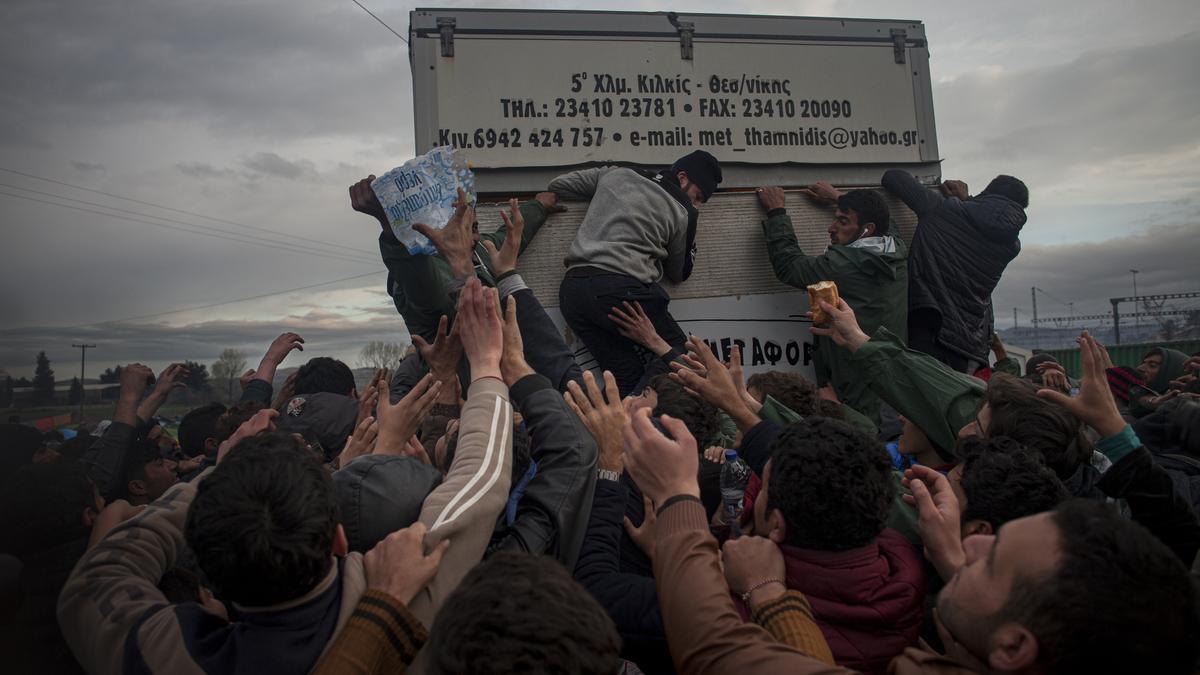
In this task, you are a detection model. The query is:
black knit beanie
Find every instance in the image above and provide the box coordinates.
[670,150,722,201]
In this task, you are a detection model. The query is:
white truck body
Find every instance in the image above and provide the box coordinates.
[408,9,942,377]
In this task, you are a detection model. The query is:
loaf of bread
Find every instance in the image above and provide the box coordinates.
[807,281,840,327]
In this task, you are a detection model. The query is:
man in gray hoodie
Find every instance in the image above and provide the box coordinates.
[552,150,722,396]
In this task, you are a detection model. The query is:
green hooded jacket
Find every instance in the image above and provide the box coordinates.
[379,201,550,342]
[762,210,909,423]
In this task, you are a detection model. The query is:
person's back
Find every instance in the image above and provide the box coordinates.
[747,418,924,673]
[57,430,366,675]
[554,151,721,395]
[561,167,693,283]
[884,170,1027,370]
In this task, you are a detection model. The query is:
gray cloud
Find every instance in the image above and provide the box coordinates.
[992,220,1200,327]
[241,152,316,180]
[71,161,104,172]
[175,162,240,180]
[0,0,413,144]
[934,31,1200,201]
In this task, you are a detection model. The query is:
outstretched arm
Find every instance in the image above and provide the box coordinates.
[756,187,837,288]
[548,166,616,200]
[881,169,943,216]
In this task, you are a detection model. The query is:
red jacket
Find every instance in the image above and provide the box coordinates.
[734,529,926,674]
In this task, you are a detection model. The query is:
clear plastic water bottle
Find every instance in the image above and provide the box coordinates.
[720,449,751,536]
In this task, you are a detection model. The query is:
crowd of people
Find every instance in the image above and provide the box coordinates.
[2,150,1200,675]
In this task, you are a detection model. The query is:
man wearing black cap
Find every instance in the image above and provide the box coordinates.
[552,150,722,395]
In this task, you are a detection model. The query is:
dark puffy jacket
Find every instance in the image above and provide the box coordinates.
[883,170,1025,363]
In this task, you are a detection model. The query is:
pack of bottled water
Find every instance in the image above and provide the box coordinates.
[371,146,476,255]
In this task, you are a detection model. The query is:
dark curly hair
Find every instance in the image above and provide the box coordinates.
[958,436,1068,530]
[213,400,265,445]
[837,189,891,236]
[651,376,720,447]
[428,552,620,674]
[997,500,1198,673]
[293,356,356,396]
[813,399,845,420]
[185,431,336,606]
[984,373,1091,479]
[178,402,226,456]
[767,418,895,551]
[746,371,818,416]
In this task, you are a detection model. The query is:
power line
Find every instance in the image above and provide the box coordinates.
[0,181,377,264]
[0,166,376,257]
[348,0,409,45]
[0,189,378,266]
[63,271,384,329]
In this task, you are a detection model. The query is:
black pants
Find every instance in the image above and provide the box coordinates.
[559,272,687,397]
[908,308,973,373]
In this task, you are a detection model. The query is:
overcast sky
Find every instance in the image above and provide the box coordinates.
[2,0,1198,378]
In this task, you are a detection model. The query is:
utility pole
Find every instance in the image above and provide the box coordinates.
[1031,287,1039,350]
[1013,307,1018,330]
[71,343,96,425]
[1130,269,1140,341]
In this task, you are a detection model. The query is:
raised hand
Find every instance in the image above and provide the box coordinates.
[797,180,842,206]
[363,522,450,604]
[499,295,534,387]
[137,363,190,421]
[809,298,871,352]
[349,175,389,228]
[623,494,657,558]
[939,179,969,200]
[727,344,762,413]
[565,370,627,472]
[356,368,387,427]
[722,536,787,607]
[375,373,442,455]
[534,191,567,214]
[1037,331,1126,438]
[412,314,463,383]
[670,336,760,431]
[239,369,257,391]
[1036,361,1070,393]
[264,332,304,365]
[609,301,672,356]
[217,408,279,464]
[755,186,786,212]
[339,415,379,468]
[272,371,298,412]
[119,363,155,399]
[413,188,476,277]
[901,464,965,581]
[481,198,524,276]
[622,407,700,505]
[455,277,503,382]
